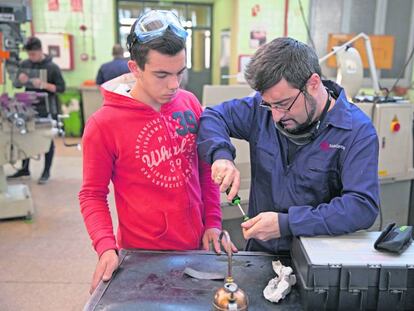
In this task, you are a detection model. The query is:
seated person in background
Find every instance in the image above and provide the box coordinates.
[95,44,130,85]
[197,37,380,254]
[79,10,234,294]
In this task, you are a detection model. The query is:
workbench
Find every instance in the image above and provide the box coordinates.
[84,250,303,310]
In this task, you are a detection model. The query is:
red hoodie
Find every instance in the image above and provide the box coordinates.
[79,74,221,256]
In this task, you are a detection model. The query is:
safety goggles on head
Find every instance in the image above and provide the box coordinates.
[133,10,188,44]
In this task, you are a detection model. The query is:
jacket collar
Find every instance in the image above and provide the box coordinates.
[323,80,353,130]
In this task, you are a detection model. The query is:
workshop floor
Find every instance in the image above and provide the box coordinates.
[0,138,116,311]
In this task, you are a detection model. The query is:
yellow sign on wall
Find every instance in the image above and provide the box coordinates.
[327,34,395,69]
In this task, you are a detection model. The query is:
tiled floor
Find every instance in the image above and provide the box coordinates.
[0,138,115,311]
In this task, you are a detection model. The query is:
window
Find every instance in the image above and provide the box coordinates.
[117,1,211,69]
[116,1,212,99]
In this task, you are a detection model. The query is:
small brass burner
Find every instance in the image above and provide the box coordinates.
[212,230,248,311]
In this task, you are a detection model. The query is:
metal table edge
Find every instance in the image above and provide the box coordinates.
[83,251,128,311]
[84,249,289,310]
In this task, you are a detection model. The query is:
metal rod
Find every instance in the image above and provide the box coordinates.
[237,203,246,217]
[219,230,232,280]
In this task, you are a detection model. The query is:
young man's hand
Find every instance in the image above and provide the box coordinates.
[241,212,281,241]
[90,249,119,294]
[202,227,238,254]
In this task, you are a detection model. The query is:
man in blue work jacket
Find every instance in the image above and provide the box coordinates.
[197,37,379,254]
[96,44,130,85]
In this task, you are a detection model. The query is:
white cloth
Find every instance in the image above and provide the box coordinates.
[263,260,296,303]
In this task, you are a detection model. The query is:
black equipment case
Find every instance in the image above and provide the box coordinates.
[291,232,414,310]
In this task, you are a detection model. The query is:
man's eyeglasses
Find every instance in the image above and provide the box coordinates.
[130,10,188,46]
[260,89,303,112]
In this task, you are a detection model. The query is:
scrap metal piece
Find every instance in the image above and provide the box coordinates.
[183,267,225,280]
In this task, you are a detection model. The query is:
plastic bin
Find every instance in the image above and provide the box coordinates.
[58,89,82,137]
[291,232,414,311]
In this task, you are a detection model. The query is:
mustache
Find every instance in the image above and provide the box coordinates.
[280,118,297,123]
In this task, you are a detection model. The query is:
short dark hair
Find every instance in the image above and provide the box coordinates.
[127,22,186,70]
[245,37,321,93]
[112,44,124,57]
[23,36,42,51]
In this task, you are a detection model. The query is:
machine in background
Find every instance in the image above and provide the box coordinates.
[323,33,414,229]
[0,1,59,220]
[0,92,56,219]
[0,0,31,84]
[355,99,414,229]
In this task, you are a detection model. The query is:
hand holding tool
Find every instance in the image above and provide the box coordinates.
[226,188,249,222]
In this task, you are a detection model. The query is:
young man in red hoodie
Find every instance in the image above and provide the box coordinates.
[79,10,229,293]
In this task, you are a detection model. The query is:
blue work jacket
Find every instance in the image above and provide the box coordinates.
[197,81,379,253]
[96,58,130,85]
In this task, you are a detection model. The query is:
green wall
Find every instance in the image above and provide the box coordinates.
[237,0,286,54]
[31,0,116,88]
[230,0,309,82]
[13,0,413,94]
[237,0,310,53]
[29,0,216,88]
[26,0,235,87]
[211,0,233,84]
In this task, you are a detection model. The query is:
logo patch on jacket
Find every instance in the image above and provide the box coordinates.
[320,140,345,151]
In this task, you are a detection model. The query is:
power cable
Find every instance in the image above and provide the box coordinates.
[298,0,316,49]
[387,44,414,97]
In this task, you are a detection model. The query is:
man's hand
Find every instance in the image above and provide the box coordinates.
[211,159,240,200]
[90,249,119,294]
[241,212,281,241]
[30,78,43,89]
[202,227,238,254]
[18,73,29,84]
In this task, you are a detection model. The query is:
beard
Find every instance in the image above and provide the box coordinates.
[279,93,318,134]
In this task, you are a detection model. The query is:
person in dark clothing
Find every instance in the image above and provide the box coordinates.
[197,37,379,254]
[95,44,130,85]
[8,36,66,184]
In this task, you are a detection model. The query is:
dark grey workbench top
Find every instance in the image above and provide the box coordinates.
[84,250,303,310]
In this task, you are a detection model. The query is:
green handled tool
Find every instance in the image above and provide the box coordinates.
[226,188,249,222]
